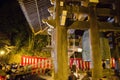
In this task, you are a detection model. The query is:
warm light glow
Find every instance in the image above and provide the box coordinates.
[60,1,64,6]
[89,0,99,3]
[60,10,67,25]
[77,48,82,52]
[0,50,5,55]
[62,10,67,15]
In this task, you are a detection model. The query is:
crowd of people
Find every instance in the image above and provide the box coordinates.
[68,64,91,80]
[0,62,52,80]
[0,63,26,80]
[68,64,120,80]
[0,62,120,80]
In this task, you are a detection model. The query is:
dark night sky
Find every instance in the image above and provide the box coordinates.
[0,0,30,34]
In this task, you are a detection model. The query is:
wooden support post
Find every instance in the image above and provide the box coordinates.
[115,0,120,24]
[54,0,69,80]
[88,4,103,80]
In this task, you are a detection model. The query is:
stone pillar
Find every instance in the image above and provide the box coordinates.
[54,0,69,80]
[88,4,103,80]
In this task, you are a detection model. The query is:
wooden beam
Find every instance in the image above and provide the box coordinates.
[68,21,120,32]
[98,22,120,31]
[66,5,89,14]
[48,6,115,20]
[66,6,114,17]
[68,21,89,30]
[97,8,114,17]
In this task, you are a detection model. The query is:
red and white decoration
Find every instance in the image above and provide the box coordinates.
[21,56,116,70]
[21,56,52,69]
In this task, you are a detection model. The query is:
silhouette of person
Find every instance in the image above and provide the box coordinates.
[102,61,106,69]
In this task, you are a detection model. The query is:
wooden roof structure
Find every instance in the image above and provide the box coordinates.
[18,0,53,35]
[18,0,120,36]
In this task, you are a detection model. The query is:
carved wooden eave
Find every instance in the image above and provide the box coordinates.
[18,0,52,35]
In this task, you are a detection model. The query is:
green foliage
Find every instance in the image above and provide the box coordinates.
[33,51,51,57]
[10,33,50,58]
[33,35,48,52]
[8,53,22,64]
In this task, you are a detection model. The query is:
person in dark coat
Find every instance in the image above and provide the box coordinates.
[102,61,106,69]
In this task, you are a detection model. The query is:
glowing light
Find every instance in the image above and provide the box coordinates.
[60,10,67,26]
[0,50,5,55]
[77,48,82,52]
[60,1,64,6]
[89,0,99,3]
